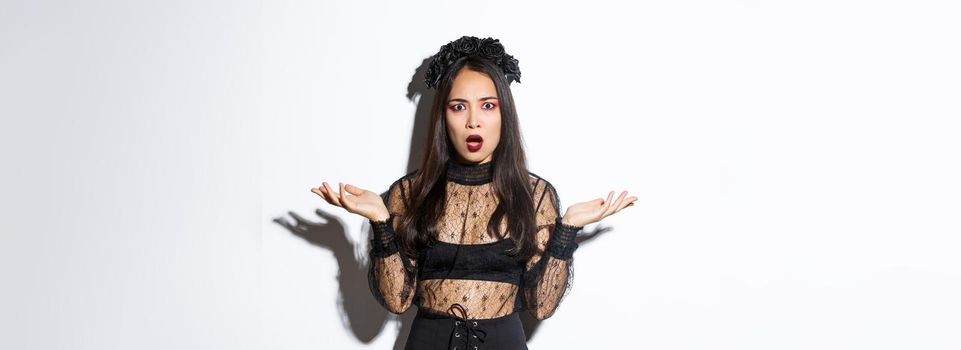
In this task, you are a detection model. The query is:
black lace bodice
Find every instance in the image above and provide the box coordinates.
[367,159,582,320]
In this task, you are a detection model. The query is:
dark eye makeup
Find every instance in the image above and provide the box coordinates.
[448,102,497,111]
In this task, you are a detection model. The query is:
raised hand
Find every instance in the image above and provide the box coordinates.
[310,181,391,222]
[561,190,637,227]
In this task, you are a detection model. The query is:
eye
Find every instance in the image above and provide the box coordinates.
[483,102,497,109]
[450,104,465,112]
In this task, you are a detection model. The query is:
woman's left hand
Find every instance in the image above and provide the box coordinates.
[561,190,637,227]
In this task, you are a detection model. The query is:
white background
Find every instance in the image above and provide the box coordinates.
[2,0,959,349]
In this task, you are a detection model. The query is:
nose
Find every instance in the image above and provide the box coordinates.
[467,109,480,129]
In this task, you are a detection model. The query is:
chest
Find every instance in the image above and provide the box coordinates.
[417,239,524,284]
[437,183,508,244]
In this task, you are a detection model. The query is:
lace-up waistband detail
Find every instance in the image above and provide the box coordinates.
[447,303,487,349]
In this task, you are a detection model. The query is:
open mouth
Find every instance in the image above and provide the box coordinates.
[466,135,483,152]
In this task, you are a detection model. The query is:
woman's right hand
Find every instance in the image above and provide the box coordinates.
[311,181,390,222]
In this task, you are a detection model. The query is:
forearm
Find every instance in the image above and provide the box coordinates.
[526,218,582,320]
[368,216,416,314]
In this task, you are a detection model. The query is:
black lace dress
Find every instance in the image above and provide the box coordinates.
[368,159,583,350]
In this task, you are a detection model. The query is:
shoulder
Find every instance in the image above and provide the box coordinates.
[387,169,419,188]
[526,171,560,206]
[394,169,419,186]
[383,169,419,200]
[527,170,557,193]
[527,171,564,223]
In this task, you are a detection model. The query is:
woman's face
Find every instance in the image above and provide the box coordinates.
[445,68,502,165]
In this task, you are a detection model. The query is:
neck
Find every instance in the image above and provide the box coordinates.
[446,158,494,185]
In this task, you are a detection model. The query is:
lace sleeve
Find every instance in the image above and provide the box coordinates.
[367,177,418,314]
[522,179,583,320]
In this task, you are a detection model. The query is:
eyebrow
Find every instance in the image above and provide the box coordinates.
[447,96,499,103]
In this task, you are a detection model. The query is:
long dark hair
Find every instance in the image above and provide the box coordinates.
[396,55,537,262]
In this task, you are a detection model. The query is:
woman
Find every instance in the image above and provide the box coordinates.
[311,36,636,350]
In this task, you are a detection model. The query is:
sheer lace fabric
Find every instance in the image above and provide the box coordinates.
[368,160,582,320]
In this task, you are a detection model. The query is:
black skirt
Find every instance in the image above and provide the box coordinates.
[405,304,529,350]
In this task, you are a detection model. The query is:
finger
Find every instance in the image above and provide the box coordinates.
[599,191,614,214]
[597,192,612,204]
[602,191,625,217]
[323,182,342,207]
[606,191,628,216]
[343,183,365,196]
[338,182,351,209]
[313,185,335,206]
[614,194,636,213]
[310,186,329,200]
[320,184,338,206]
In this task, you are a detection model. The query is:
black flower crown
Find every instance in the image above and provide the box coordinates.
[424,35,521,89]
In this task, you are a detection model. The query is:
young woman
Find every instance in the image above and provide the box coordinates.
[311,36,636,350]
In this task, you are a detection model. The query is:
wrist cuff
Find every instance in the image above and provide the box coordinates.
[370,215,399,257]
[546,217,582,260]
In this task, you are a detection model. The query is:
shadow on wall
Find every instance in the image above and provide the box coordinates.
[273,57,614,349]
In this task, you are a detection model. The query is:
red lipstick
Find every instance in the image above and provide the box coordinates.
[466,134,483,152]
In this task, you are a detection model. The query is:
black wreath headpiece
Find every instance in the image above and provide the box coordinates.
[424,35,521,89]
